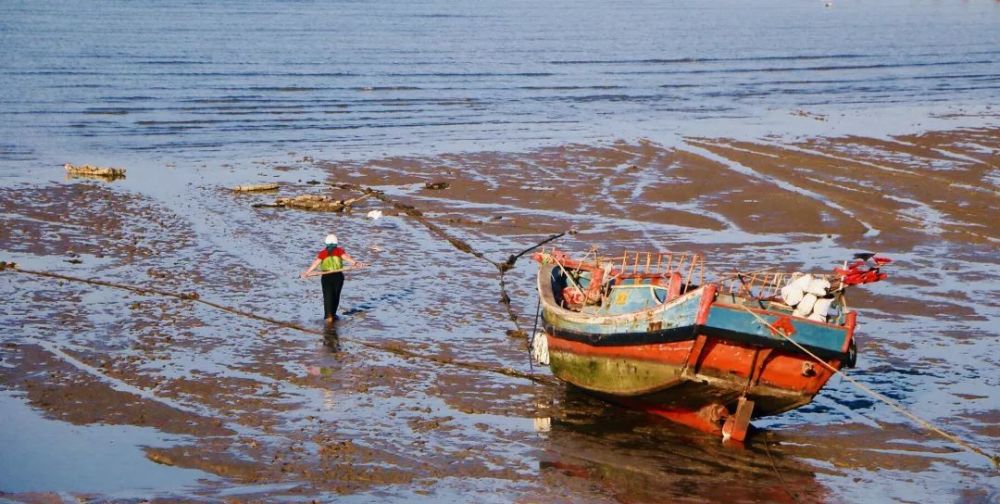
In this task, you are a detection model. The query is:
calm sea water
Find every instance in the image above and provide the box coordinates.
[1,0,998,166]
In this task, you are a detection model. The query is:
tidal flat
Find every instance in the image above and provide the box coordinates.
[1,0,998,502]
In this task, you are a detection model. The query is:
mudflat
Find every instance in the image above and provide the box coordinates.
[2,0,998,501]
[2,124,997,502]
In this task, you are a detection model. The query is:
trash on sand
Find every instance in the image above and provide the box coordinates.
[64,163,126,180]
[424,181,450,190]
[253,192,372,212]
[232,183,280,192]
[0,261,17,271]
[366,209,383,220]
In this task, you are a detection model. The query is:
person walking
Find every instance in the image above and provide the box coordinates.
[300,234,365,323]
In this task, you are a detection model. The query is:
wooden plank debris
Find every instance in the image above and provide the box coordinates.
[253,192,373,212]
[232,183,280,192]
[64,163,126,179]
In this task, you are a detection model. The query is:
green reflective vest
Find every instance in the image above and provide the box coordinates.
[320,253,343,272]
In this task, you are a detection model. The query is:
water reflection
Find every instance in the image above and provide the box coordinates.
[538,387,828,503]
[322,324,340,352]
[0,392,212,495]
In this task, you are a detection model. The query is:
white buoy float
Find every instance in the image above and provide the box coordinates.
[531,331,550,365]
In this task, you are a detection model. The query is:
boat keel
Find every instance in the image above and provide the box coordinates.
[643,402,729,436]
[618,395,756,443]
[721,397,755,443]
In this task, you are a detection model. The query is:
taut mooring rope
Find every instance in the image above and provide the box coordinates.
[3,265,556,387]
[737,304,999,470]
[332,183,570,337]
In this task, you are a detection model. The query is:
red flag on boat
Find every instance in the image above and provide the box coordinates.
[834,254,892,286]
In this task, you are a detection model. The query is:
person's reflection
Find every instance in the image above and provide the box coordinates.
[322,325,340,352]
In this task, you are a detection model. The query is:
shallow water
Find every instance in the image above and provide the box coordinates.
[0,392,213,496]
[1,1,998,502]
[2,0,999,166]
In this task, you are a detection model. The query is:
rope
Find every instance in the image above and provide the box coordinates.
[736,304,999,470]
[3,187,570,389]
[762,438,797,502]
[331,183,570,338]
[4,266,556,387]
[496,231,570,336]
[499,229,574,272]
[528,297,541,371]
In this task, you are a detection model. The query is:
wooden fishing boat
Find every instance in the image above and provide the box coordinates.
[531,248,890,442]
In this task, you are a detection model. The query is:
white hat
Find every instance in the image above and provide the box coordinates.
[324,234,338,245]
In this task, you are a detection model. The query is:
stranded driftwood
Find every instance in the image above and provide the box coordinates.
[253,193,373,212]
[64,163,126,180]
[232,183,280,192]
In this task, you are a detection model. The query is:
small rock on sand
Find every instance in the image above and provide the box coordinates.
[424,181,450,190]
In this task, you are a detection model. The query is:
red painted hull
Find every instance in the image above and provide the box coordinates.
[535,259,858,440]
[548,332,842,416]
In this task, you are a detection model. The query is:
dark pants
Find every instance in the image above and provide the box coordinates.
[321,272,345,319]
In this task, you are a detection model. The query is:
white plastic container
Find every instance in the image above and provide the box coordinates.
[812,297,834,318]
[806,278,831,296]
[790,274,814,292]
[793,294,818,318]
[780,284,804,306]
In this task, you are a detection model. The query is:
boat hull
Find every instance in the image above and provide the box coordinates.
[537,264,855,432]
[546,331,841,417]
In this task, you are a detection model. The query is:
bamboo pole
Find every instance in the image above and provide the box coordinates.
[685,255,697,288]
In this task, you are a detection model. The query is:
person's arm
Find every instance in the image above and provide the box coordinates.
[300,258,322,279]
[342,253,366,268]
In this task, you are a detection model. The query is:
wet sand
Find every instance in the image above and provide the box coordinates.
[1,124,998,502]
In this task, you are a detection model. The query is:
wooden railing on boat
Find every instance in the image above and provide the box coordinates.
[716,270,841,302]
[716,270,787,300]
[610,250,706,287]
[540,248,706,287]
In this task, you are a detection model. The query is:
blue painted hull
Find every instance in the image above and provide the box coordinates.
[537,264,857,417]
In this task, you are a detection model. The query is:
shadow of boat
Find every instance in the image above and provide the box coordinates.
[534,386,830,503]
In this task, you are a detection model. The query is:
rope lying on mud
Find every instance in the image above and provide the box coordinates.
[3,266,557,387]
[737,304,999,470]
[761,438,797,502]
[333,183,572,337]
